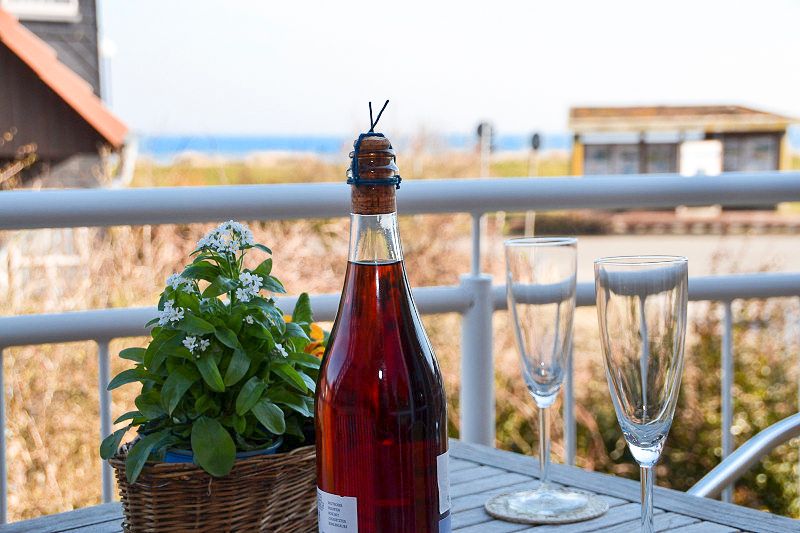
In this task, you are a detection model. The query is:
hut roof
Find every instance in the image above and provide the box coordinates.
[569,105,795,134]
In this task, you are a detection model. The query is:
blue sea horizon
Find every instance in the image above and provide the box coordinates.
[139,127,800,161]
[138,132,574,161]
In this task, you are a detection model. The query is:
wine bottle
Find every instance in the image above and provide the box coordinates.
[316,129,450,533]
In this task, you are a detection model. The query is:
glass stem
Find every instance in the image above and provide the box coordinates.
[538,406,551,490]
[640,465,654,533]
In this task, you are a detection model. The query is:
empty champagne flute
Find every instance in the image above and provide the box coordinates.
[487,237,607,524]
[594,256,688,533]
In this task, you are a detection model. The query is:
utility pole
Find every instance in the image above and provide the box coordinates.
[477,122,493,177]
[525,132,542,236]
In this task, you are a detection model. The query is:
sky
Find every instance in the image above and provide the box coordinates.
[98,0,800,137]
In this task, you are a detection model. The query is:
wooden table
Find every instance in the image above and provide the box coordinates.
[3,440,797,532]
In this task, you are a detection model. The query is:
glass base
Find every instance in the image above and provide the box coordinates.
[506,487,589,517]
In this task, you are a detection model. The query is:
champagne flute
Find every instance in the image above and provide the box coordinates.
[594,256,688,533]
[495,237,591,519]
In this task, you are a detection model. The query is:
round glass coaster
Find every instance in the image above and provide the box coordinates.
[485,488,609,525]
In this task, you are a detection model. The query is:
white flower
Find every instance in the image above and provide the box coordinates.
[183,336,210,356]
[197,220,255,255]
[167,273,182,289]
[274,343,288,358]
[235,271,263,303]
[244,315,255,325]
[158,299,185,326]
[167,273,195,293]
[183,336,198,352]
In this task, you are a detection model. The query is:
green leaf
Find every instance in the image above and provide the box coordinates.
[250,323,274,344]
[176,314,215,335]
[203,275,238,298]
[298,370,316,393]
[252,400,285,435]
[253,259,272,279]
[108,368,146,390]
[144,329,183,372]
[284,322,310,341]
[196,355,225,392]
[182,261,219,282]
[135,391,165,419]
[175,291,200,313]
[114,410,142,424]
[284,416,304,438]
[235,376,266,416]
[291,292,313,324]
[273,363,308,394]
[232,414,246,434]
[161,366,200,415]
[249,299,286,334]
[194,394,216,416]
[268,389,312,417]
[289,351,322,369]
[248,243,272,254]
[223,348,250,386]
[125,430,169,483]
[191,417,236,477]
[214,327,242,350]
[119,347,145,363]
[261,275,286,294]
[100,426,129,459]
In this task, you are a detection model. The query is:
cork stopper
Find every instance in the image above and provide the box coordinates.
[348,134,400,215]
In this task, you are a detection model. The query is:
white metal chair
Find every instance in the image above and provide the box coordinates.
[688,412,800,498]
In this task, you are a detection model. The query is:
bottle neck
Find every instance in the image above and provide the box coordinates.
[348,212,403,263]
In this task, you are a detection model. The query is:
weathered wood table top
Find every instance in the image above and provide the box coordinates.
[3,440,797,532]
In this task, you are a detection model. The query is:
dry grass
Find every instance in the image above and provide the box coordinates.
[2,151,798,521]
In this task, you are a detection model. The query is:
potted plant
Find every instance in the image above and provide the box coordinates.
[100,221,323,532]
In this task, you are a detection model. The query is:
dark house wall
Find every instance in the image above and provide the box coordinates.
[0,43,105,161]
[20,0,101,96]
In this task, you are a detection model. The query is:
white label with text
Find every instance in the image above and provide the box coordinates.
[437,450,451,514]
[318,487,358,532]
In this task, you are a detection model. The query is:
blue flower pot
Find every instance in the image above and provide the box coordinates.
[163,437,284,464]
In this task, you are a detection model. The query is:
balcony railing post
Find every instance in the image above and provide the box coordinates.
[459,212,495,446]
[97,340,113,504]
[459,273,494,446]
[470,213,481,276]
[0,347,6,524]
[721,301,734,503]
[564,342,576,466]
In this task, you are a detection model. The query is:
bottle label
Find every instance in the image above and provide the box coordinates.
[437,450,451,514]
[317,487,358,532]
[439,513,452,533]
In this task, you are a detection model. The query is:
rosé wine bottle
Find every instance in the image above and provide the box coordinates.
[316,132,450,533]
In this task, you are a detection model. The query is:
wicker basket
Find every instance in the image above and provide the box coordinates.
[109,445,317,532]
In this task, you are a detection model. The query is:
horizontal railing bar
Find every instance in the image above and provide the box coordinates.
[1,172,799,230]
[2,273,797,348]
[0,285,473,347]
[492,272,800,309]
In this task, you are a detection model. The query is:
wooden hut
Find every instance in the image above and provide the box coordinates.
[0,1,126,186]
[569,105,794,176]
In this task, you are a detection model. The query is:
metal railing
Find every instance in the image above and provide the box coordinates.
[1,171,800,523]
[689,412,800,499]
